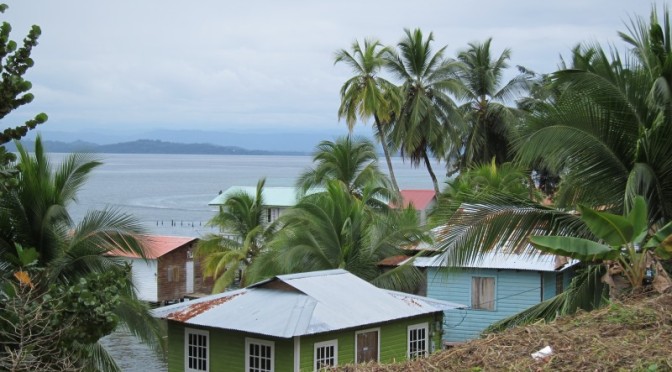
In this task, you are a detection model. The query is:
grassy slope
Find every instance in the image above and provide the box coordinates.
[336,293,672,371]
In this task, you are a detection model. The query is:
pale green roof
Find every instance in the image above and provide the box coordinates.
[208,186,306,207]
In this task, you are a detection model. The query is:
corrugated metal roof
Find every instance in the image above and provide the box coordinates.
[153,269,465,338]
[108,235,197,259]
[412,248,579,272]
[208,186,299,207]
[208,186,325,207]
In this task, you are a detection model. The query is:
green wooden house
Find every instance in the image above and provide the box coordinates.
[153,269,464,371]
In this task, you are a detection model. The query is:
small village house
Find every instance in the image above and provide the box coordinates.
[109,235,211,305]
[152,269,464,372]
[209,186,305,225]
[413,250,578,344]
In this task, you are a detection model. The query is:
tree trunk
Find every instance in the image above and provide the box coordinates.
[373,115,400,193]
[423,150,440,195]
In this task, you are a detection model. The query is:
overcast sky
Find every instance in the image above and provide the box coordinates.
[5,1,659,136]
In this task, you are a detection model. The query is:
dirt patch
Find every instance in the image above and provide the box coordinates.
[335,292,672,371]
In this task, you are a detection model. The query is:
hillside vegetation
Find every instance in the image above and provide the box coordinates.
[337,293,672,371]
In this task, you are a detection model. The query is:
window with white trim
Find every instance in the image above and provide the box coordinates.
[245,338,274,372]
[471,276,495,311]
[407,323,428,359]
[314,340,338,370]
[185,328,208,372]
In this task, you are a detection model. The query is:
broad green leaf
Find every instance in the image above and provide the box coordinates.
[644,221,672,250]
[17,247,39,267]
[578,205,633,246]
[656,245,672,260]
[530,236,618,261]
[627,196,648,243]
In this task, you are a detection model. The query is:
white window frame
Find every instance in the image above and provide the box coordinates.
[407,323,429,359]
[184,328,209,372]
[314,339,338,371]
[354,327,380,363]
[245,337,275,372]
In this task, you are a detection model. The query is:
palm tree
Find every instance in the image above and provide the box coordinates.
[454,38,530,169]
[335,39,402,192]
[430,160,539,227]
[434,7,672,328]
[195,178,277,293]
[385,28,462,194]
[247,180,426,292]
[0,136,162,371]
[296,135,398,208]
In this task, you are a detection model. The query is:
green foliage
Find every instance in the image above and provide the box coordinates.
[296,135,398,206]
[454,38,530,169]
[0,268,130,370]
[249,180,426,291]
[46,268,129,345]
[334,38,401,191]
[530,235,619,261]
[530,196,671,291]
[0,137,163,369]
[0,4,48,144]
[196,178,278,292]
[386,28,462,194]
[431,160,536,226]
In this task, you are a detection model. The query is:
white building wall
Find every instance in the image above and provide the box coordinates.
[125,257,158,302]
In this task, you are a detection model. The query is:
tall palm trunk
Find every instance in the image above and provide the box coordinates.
[423,150,440,195]
[374,115,400,193]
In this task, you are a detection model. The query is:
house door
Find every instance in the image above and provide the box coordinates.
[356,329,379,363]
[185,260,194,293]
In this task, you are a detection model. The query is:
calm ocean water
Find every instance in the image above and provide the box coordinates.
[48,153,444,371]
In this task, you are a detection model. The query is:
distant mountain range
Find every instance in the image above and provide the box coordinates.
[20,128,365,153]
[6,139,308,156]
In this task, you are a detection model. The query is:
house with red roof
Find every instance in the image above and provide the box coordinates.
[110,235,211,305]
[396,190,437,225]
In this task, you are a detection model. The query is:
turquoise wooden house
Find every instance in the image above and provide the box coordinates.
[413,251,578,345]
[153,269,464,371]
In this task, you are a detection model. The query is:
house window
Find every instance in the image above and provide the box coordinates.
[266,208,280,223]
[314,340,338,370]
[168,266,180,282]
[407,323,428,359]
[245,338,274,372]
[185,328,208,372]
[556,272,564,295]
[471,276,495,311]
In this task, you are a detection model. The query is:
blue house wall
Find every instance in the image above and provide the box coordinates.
[429,267,566,343]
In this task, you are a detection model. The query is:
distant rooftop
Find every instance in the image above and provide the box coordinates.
[394,189,436,210]
[109,235,197,259]
[208,186,305,207]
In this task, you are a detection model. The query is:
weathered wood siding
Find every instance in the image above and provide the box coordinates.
[298,314,442,370]
[124,257,158,302]
[167,321,293,372]
[158,247,187,302]
[427,268,544,343]
[157,241,211,302]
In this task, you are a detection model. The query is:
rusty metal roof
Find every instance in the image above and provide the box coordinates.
[152,269,464,338]
[107,235,197,259]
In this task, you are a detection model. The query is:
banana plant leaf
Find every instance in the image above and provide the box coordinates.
[529,236,619,261]
[578,205,633,246]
